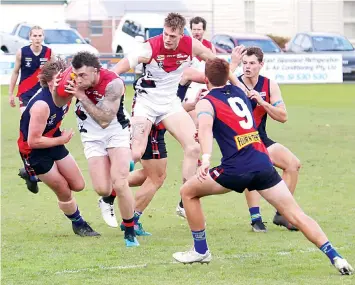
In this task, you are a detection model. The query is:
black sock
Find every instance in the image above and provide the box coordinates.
[179,199,184,208]
[122,217,135,236]
[102,193,115,204]
[276,211,281,216]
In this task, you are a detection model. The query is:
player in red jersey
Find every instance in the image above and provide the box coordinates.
[18,58,99,237]
[237,47,301,232]
[172,58,353,277]
[53,51,138,247]
[190,16,216,57]
[112,13,240,189]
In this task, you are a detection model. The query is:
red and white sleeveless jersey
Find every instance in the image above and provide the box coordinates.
[134,34,193,105]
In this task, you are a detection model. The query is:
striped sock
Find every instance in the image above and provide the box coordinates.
[249,207,262,223]
[65,207,85,226]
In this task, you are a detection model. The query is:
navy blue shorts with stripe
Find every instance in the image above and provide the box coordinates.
[20,145,69,176]
[209,166,282,193]
[141,128,167,160]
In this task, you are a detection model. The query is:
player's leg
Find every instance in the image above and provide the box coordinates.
[130,116,153,162]
[173,172,230,264]
[51,147,85,192]
[128,168,147,187]
[161,101,200,211]
[85,140,118,228]
[108,144,138,247]
[18,96,39,193]
[244,190,266,232]
[257,175,353,275]
[18,153,40,194]
[268,142,301,230]
[35,154,99,237]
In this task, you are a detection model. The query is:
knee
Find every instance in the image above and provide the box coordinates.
[70,179,85,192]
[285,156,301,172]
[180,184,193,200]
[112,178,129,196]
[184,141,200,158]
[132,148,144,163]
[94,185,112,197]
[152,172,167,189]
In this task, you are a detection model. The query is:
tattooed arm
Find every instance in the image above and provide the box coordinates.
[67,78,125,129]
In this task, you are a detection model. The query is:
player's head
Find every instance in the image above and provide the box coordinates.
[242,46,264,78]
[163,13,186,50]
[71,51,101,89]
[190,16,206,41]
[38,57,67,88]
[205,58,229,89]
[29,26,44,48]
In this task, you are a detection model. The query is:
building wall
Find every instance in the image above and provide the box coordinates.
[0,4,66,33]
[64,0,355,53]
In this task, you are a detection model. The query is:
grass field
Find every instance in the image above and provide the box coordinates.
[1,84,355,285]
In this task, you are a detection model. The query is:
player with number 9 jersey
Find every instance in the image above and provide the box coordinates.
[202,84,281,192]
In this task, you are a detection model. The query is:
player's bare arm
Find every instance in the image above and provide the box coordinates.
[195,99,215,180]
[8,49,21,107]
[247,80,287,123]
[192,38,216,62]
[112,42,152,75]
[28,101,73,148]
[70,78,124,129]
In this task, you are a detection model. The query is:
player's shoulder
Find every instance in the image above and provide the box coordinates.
[100,68,119,81]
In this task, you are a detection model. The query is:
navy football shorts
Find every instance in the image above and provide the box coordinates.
[141,127,167,160]
[209,166,282,193]
[20,145,69,175]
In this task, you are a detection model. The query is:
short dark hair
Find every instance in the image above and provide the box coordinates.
[205,58,229,87]
[245,46,264,62]
[38,57,67,87]
[190,16,207,30]
[71,51,101,69]
[164,13,186,33]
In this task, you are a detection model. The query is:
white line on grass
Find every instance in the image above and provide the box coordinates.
[55,247,335,275]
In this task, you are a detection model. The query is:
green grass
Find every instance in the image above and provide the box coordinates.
[1,84,355,285]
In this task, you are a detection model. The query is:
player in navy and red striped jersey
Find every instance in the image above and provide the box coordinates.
[10,26,54,194]
[9,26,53,113]
[172,58,353,276]
[18,58,99,237]
[238,47,301,232]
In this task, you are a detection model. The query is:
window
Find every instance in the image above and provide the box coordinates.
[238,39,281,53]
[301,36,312,51]
[11,24,19,35]
[244,0,255,33]
[312,35,354,51]
[293,34,304,46]
[343,1,355,18]
[18,26,31,40]
[122,20,144,38]
[215,35,235,52]
[90,20,103,35]
[44,29,85,44]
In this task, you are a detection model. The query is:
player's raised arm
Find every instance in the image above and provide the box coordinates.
[67,78,125,129]
[247,80,287,123]
[111,42,152,75]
